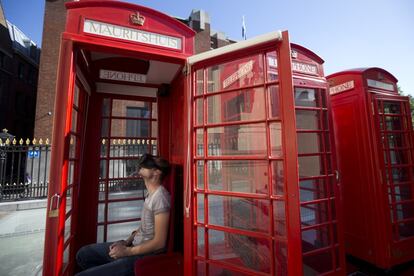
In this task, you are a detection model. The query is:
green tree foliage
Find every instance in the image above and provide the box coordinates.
[398,86,414,126]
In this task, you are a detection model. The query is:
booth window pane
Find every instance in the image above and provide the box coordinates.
[266,51,278,82]
[101,119,109,137]
[110,119,150,137]
[102,98,110,117]
[301,225,331,253]
[71,109,78,132]
[297,132,322,154]
[69,135,77,159]
[112,100,151,118]
[295,88,318,107]
[73,84,79,108]
[298,155,325,178]
[207,160,268,194]
[197,193,204,223]
[321,90,327,108]
[392,184,414,202]
[97,225,104,243]
[196,129,204,157]
[208,195,270,233]
[65,187,73,215]
[107,221,138,242]
[274,200,287,237]
[197,227,205,257]
[300,178,328,202]
[275,240,288,276]
[98,203,105,223]
[389,167,409,184]
[108,200,143,222]
[207,88,265,124]
[63,245,70,268]
[398,220,414,239]
[296,110,320,130]
[196,98,203,125]
[64,215,71,242]
[384,133,405,148]
[383,101,402,114]
[208,264,250,276]
[196,70,204,95]
[208,229,271,273]
[197,261,206,276]
[303,249,333,275]
[272,161,285,196]
[99,160,107,179]
[385,116,404,130]
[270,122,283,157]
[387,150,409,165]
[197,161,204,190]
[207,123,267,156]
[67,161,74,185]
[394,202,414,221]
[268,85,280,118]
[301,201,330,227]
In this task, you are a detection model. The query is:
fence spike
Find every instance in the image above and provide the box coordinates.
[39,138,43,145]
[102,139,106,145]
[45,138,50,145]
[26,138,30,145]
[70,137,74,145]
[127,139,131,145]
[5,138,10,145]
[0,138,2,145]
[132,139,136,144]
[32,138,37,145]
[19,138,24,145]
[112,139,116,145]
[146,139,150,145]
[138,139,141,145]
[12,138,17,145]
[122,139,126,145]
[117,139,121,145]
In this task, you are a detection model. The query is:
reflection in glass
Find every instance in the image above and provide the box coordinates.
[196,70,204,95]
[295,88,318,107]
[296,110,320,130]
[299,155,324,177]
[270,123,283,157]
[272,161,284,195]
[268,85,280,118]
[297,132,322,154]
[300,178,328,202]
[207,160,268,194]
[383,102,401,114]
[113,100,151,118]
[207,123,267,156]
[385,116,403,130]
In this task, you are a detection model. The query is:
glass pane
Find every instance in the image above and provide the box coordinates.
[112,100,151,118]
[207,54,264,93]
[108,200,144,221]
[97,225,104,243]
[207,123,267,156]
[196,69,204,95]
[107,221,139,242]
[69,135,77,159]
[394,202,414,221]
[321,90,327,108]
[63,245,70,268]
[270,122,283,157]
[385,116,404,130]
[197,193,204,223]
[208,195,270,233]
[64,215,71,242]
[266,51,278,82]
[392,184,414,202]
[383,102,401,114]
[111,119,150,137]
[71,109,78,132]
[387,150,408,165]
[196,129,204,156]
[385,133,405,148]
[303,249,333,275]
[390,167,409,184]
[151,121,158,138]
[299,155,325,178]
[398,220,414,239]
[197,161,204,189]
[274,200,286,237]
[98,203,105,223]
[151,102,158,119]
[301,201,330,227]
[99,160,107,179]
[68,161,74,185]
[300,178,328,202]
[209,229,271,273]
[197,261,206,276]
[105,179,145,199]
[66,187,73,214]
[197,227,205,257]
[207,160,268,194]
[297,132,322,154]
[275,240,288,276]
[196,98,203,125]
[101,119,109,137]
[74,85,79,107]
[207,88,265,124]
[295,88,318,107]
[268,85,280,118]
[296,110,320,130]
[302,225,331,253]
[102,98,110,117]
[272,161,284,196]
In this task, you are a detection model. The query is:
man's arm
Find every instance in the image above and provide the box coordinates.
[109,230,137,250]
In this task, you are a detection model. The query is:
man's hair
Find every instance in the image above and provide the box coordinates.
[138,154,170,179]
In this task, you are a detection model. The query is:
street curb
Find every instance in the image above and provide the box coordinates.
[0,199,47,211]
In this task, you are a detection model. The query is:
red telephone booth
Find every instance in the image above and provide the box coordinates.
[328,68,414,270]
[42,1,344,275]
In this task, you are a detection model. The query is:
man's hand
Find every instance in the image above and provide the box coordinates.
[109,240,127,250]
[108,244,131,259]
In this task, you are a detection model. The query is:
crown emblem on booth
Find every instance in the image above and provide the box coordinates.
[130,12,145,26]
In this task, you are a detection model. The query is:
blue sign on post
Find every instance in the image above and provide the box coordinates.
[28,150,40,158]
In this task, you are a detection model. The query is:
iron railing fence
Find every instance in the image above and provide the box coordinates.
[0,138,50,201]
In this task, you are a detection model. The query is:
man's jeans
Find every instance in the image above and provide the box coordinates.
[75,242,143,276]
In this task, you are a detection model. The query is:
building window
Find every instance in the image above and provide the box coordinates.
[18,63,25,80]
[126,107,149,137]
[0,52,4,68]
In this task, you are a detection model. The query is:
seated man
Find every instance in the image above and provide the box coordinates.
[76,154,171,276]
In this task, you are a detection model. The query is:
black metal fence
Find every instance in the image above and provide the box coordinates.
[0,138,50,201]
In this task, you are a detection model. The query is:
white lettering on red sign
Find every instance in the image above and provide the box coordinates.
[367,79,394,91]
[292,61,317,75]
[99,69,147,83]
[222,60,254,89]
[84,19,182,50]
[329,80,355,95]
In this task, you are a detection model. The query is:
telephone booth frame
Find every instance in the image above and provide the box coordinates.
[43,1,344,275]
[328,68,414,269]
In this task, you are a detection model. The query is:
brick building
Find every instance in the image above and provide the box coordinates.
[35,0,235,139]
[0,1,40,138]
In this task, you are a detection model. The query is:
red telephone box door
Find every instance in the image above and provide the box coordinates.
[185,31,303,275]
[373,95,414,260]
